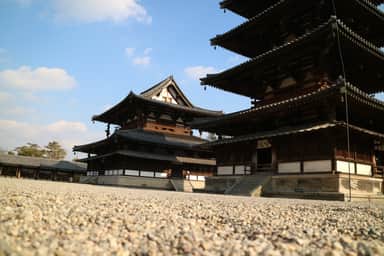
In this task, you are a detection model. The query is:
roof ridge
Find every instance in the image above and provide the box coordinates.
[139,75,173,96]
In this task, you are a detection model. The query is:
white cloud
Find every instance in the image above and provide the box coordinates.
[184,66,218,80]
[0,91,12,102]
[46,120,87,133]
[143,47,152,55]
[0,119,103,159]
[125,47,135,57]
[0,66,77,91]
[52,0,152,24]
[125,47,153,66]
[133,56,151,66]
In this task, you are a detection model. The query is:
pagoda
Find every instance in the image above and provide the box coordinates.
[74,76,222,191]
[193,0,384,199]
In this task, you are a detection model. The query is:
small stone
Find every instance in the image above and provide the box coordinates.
[357,242,373,256]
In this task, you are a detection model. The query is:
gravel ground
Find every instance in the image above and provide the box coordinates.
[0,178,383,256]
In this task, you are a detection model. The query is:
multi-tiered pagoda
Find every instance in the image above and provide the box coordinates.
[194,0,384,199]
[74,76,221,191]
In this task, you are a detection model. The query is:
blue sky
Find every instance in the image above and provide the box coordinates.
[0,1,383,158]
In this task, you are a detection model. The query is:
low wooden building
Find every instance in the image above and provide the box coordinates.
[192,0,384,200]
[0,154,86,182]
[74,76,222,191]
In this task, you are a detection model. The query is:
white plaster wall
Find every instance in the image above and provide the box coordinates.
[235,165,245,175]
[141,171,154,177]
[217,166,233,176]
[278,162,300,174]
[125,170,139,176]
[356,164,372,176]
[303,160,332,173]
[155,172,167,178]
[197,176,205,181]
[336,160,356,174]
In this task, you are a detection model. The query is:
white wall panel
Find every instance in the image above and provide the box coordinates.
[356,164,372,176]
[235,165,245,175]
[304,160,332,173]
[141,171,154,177]
[336,161,356,174]
[278,162,300,174]
[217,166,233,176]
[125,170,139,176]
[155,172,167,178]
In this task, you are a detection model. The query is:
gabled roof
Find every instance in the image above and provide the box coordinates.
[92,76,222,125]
[201,17,384,97]
[140,76,193,107]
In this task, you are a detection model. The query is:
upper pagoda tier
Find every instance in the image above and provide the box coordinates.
[214,0,384,58]
[220,0,384,19]
[201,18,384,100]
[93,76,222,126]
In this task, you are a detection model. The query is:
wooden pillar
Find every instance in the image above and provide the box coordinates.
[52,171,57,181]
[332,147,337,174]
[372,153,377,177]
[16,167,21,179]
[271,146,277,172]
[252,149,258,174]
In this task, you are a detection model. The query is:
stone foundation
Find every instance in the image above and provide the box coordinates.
[97,176,174,190]
[266,174,383,200]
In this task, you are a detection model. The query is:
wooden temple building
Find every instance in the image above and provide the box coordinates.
[0,154,86,182]
[192,0,384,200]
[73,76,221,192]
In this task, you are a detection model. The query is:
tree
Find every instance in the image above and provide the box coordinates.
[15,143,45,157]
[45,141,66,160]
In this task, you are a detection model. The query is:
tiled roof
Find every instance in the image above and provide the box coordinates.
[191,82,384,129]
[78,150,216,166]
[0,154,86,173]
[213,0,384,50]
[92,77,222,124]
[74,129,208,153]
[201,121,384,147]
[202,17,384,95]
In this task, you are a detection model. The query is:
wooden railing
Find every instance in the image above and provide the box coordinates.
[335,149,372,164]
